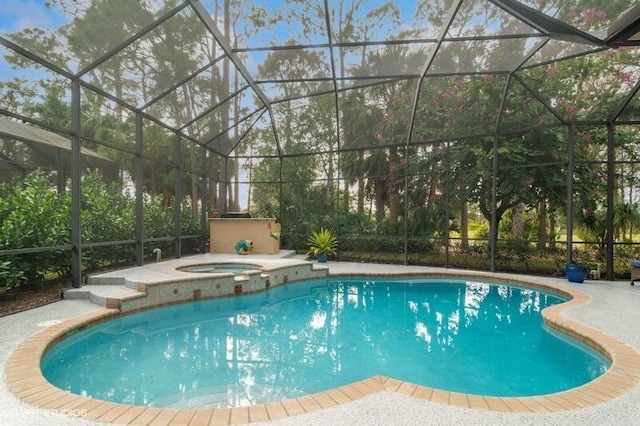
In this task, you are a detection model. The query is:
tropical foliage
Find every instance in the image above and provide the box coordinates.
[0,171,201,291]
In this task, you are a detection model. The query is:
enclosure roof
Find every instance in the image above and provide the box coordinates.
[0,117,116,178]
[1,0,640,158]
[0,117,110,161]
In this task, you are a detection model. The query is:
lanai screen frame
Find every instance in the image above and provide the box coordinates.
[0,0,640,288]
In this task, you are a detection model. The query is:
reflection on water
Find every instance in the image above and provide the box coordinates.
[42,278,609,407]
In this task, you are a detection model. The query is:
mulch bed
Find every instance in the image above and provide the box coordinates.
[0,281,72,317]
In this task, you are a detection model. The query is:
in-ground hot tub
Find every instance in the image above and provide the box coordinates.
[177,263,262,274]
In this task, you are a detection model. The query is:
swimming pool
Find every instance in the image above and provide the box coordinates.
[41,276,609,409]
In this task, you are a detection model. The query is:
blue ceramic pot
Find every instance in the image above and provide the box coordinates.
[316,252,328,263]
[566,264,587,283]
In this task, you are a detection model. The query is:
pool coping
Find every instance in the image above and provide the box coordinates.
[5,270,640,425]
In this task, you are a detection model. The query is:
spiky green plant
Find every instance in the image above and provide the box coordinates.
[307,228,337,257]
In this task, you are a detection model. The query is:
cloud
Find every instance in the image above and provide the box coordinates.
[0,0,69,34]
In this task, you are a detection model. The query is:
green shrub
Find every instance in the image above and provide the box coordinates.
[81,171,136,269]
[0,170,203,290]
[0,171,70,289]
[0,259,25,290]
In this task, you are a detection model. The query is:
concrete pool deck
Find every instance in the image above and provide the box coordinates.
[2,255,640,425]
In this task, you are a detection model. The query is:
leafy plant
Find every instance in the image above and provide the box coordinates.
[0,169,205,291]
[307,228,337,258]
[0,260,25,291]
[0,171,70,288]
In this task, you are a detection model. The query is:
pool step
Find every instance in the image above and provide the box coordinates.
[64,284,143,307]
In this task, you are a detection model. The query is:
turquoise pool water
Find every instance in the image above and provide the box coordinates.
[41,277,609,408]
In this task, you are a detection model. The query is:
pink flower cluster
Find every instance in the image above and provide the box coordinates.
[582,8,607,26]
[565,106,577,117]
[619,71,634,86]
[577,131,592,142]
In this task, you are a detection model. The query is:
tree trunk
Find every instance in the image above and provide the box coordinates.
[358,177,365,214]
[513,203,523,239]
[388,146,400,225]
[375,180,385,223]
[537,199,547,251]
[209,154,219,210]
[549,214,557,248]
[343,179,350,211]
[460,200,469,249]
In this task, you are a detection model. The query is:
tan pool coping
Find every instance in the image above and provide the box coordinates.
[5,263,640,425]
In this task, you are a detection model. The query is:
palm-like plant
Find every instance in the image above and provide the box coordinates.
[307,228,338,259]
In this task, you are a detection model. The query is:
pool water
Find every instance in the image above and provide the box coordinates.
[177,263,260,274]
[41,277,609,408]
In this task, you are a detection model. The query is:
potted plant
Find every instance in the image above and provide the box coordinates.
[307,228,337,263]
[566,263,588,283]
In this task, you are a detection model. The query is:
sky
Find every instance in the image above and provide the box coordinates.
[0,0,67,34]
[0,0,72,80]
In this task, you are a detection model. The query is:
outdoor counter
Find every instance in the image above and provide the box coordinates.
[209,218,280,254]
